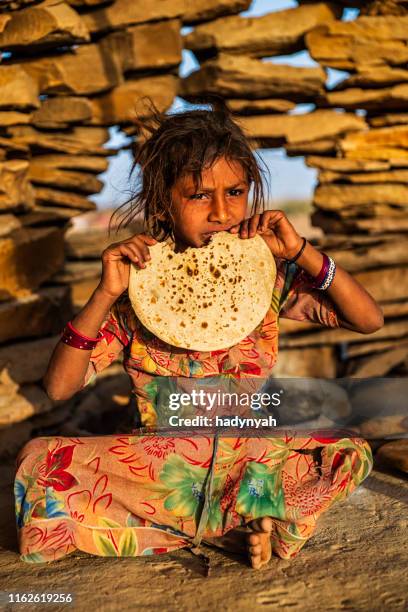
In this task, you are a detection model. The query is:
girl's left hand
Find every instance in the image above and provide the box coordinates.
[229,210,303,260]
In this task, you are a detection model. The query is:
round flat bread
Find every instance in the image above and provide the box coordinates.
[128,231,276,351]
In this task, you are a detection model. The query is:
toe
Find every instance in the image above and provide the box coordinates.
[251,553,263,570]
[259,516,274,533]
[249,543,262,555]
[248,533,260,546]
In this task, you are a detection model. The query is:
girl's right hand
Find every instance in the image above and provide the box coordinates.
[97,233,157,299]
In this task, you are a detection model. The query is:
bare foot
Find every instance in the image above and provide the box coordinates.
[247,516,274,569]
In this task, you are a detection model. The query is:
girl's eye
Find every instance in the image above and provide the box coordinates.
[189,193,206,200]
[189,189,244,200]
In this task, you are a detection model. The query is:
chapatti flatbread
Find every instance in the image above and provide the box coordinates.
[128,231,276,351]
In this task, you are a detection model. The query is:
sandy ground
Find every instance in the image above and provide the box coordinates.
[0,458,407,612]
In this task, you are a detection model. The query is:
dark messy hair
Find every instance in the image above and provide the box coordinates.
[108,96,270,240]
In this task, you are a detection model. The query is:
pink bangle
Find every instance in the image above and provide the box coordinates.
[67,321,100,342]
[310,253,336,290]
[312,253,330,287]
[61,320,104,350]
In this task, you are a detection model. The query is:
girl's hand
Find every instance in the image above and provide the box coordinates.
[97,233,157,299]
[229,210,303,260]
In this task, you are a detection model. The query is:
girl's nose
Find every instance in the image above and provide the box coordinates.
[208,196,231,224]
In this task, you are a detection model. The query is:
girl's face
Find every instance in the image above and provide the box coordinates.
[169,157,249,251]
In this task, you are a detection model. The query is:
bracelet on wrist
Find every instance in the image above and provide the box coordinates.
[286,237,307,264]
[61,320,104,350]
[310,253,336,291]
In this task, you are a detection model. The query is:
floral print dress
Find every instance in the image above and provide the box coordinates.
[14,257,373,564]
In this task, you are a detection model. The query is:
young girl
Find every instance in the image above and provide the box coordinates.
[14,101,383,570]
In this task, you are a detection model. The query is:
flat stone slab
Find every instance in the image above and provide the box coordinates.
[0,461,406,611]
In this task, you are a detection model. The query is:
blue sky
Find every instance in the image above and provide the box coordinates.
[92,0,357,209]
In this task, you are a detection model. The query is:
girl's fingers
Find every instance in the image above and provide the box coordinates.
[121,244,146,268]
[263,210,287,229]
[139,235,157,245]
[248,214,260,237]
[229,225,240,233]
[258,210,280,232]
[126,236,153,262]
[240,219,249,238]
[137,240,152,261]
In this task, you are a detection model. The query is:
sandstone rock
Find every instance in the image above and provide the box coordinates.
[278,317,319,334]
[360,0,408,16]
[70,276,102,310]
[0,417,33,458]
[368,113,408,127]
[226,98,296,114]
[319,84,408,111]
[82,0,185,34]
[321,203,407,220]
[324,237,408,271]
[65,226,137,259]
[316,232,399,249]
[314,183,408,209]
[345,343,408,377]
[29,162,103,194]
[350,266,408,303]
[346,338,408,358]
[239,111,365,146]
[0,160,34,213]
[180,53,327,102]
[279,318,408,348]
[358,415,408,439]
[0,0,90,51]
[0,214,22,238]
[312,209,408,234]
[6,125,112,155]
[0,65,39,110]
[339,125,408,162]
[266,380,322,425]
[34,186,98,210]
[380,301,408,318]
[306,17,408,70]
[100,20,182,74]
[0,227,65,301]
[0,136,29,158]
[0,335,59,384]
[1,0,44,7]
[32,96,93,128]
[306,156,392,172]
[13,42,122,95]
[31,203,92,221]
[333,65,408,89]
[0,286,72,344]
[285,138,337,156]
[0,380,53,427]
[0,111,31,126]
[50,259,101,284]
[347,377,408,426]
[29,154,109,174]
[48,259,103,308]
[267,378,351,425]
[317,169,408,184]
[67,0,113,5]
[184,2,340,59]
[272,346,336,378]
[181,0,251,26]
[376,440,408,473]
[89,74,178,126]
[344,147,408,162]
